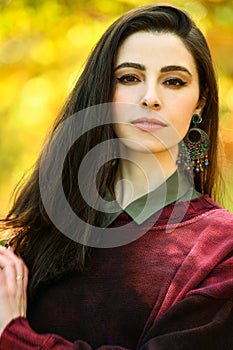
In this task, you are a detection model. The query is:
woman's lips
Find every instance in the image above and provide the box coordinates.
[131,117,167,132]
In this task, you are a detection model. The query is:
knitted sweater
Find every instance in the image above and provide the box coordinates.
[1,195,233,349]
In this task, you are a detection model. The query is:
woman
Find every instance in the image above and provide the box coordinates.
[0,4,233,349]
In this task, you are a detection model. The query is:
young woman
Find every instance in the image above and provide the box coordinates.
[0,4,232,349]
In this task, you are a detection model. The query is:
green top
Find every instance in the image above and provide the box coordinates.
[100,170,201,227]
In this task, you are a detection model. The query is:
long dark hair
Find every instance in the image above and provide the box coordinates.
[0,5,220,299]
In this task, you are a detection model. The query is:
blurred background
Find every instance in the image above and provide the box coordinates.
[0,0,233,216]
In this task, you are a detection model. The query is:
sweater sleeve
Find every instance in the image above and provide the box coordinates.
[0,317,92,350]
[139,295,233,350]
[1,295,233,350]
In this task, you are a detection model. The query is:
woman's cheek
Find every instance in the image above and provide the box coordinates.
[112,88,135,103]
[175,115,193,138]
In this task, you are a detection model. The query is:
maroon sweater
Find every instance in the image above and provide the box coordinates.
[1,195,233,349]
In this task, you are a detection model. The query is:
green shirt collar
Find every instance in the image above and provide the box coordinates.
[100,170,201,227]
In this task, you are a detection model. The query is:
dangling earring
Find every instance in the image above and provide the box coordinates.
[176,114,210,173]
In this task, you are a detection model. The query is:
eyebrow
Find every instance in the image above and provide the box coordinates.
[114,62,192,76]
[161,65,192,76]
[114,62,145,71]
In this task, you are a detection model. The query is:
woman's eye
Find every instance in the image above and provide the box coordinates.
[116,75,140,83]
[163,78,187,87]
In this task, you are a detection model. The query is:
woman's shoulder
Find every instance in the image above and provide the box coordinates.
[183,194,233,240]
[161,194,233,237]
[154,193,233,232]
[188,194,233,221]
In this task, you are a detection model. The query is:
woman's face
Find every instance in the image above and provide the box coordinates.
[112,31,202,154]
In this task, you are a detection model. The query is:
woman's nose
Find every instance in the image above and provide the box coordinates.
[140,85,161,110]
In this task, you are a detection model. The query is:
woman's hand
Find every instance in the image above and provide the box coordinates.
[0,245,28,335]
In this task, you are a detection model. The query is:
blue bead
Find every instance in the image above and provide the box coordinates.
[204,161,209,166]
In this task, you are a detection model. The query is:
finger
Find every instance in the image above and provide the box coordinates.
[21,264,28,316]
[0,245,27,279]
[1,261,26,317]
[0,246,27,296]
[0,253,17,295]
[0,245,28,316]
[0,245,20,262]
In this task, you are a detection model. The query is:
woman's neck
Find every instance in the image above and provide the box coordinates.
[114,145,178,209]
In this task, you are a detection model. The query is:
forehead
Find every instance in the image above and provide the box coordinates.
[115,31,197,71]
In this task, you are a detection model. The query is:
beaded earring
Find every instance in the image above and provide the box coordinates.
[176,114,210,173]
